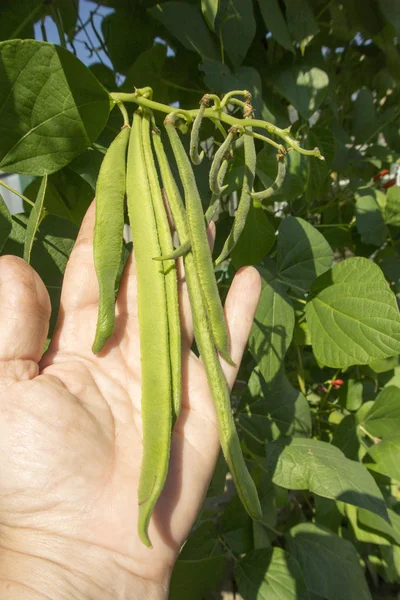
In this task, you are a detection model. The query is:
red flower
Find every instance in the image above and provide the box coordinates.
[373,169,389,181]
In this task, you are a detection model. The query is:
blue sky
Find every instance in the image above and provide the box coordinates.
[34,0,114,67]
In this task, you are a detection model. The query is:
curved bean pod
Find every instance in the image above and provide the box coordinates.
[251,154,286,200]
[209,126,237,195]
[92,126,130,354]
[142,110,181,428]
[152,127,262,521]
[189,96,208,165]
[165,116,235,366]
[214,127,257,266]
[126,110,172,548]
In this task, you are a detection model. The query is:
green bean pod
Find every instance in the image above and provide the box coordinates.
[153,239,191,262]
[251,155,286,201]
[165,116,235,366]
[214,128,256,266]
[126,110,172,548]
[152,126,262,522]
[209,126,237,195]
[142,110,181,427]
[153,159,230,262]
[92,126,130,354]
[189,98,208,165]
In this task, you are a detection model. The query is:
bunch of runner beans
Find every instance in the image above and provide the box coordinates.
[92,90,323,548]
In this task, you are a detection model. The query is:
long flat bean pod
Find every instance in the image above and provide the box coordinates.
[93,126,130,354]
[165,116,234,366]
[126,110,172,548]
[152,129,262,521]
[142,110,181,427]
[214,127,256,266]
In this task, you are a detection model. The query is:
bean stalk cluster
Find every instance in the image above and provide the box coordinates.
[92,89,323,548]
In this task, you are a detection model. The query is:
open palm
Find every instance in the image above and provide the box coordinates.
[0,201,261,594]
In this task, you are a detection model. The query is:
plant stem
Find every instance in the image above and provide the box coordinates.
[51,4,66,48]
[358,425,381,445]
[115,101,130,127]
[111,92,323,159]
[319,368,341,412]
[296,345,307,396]
[0,179,34,208]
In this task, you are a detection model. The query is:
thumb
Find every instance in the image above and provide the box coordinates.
[0,256,50,369]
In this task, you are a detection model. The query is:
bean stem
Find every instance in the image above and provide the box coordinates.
[111,92,324,160]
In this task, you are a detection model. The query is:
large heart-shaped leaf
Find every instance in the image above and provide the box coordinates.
[306,257,400,368]
[149,2,219,61]
[277,216,333,295]
[248,262,294,383]
[0,40,110,175]
[286,523,372,600]
[266,437,388,521]
[361,386,400,439]
[273,65,329,119]
[235,548,310,600]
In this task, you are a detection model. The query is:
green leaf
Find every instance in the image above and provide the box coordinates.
[305,257,400,368]
[338,379,363,412]
[2,213,77,334]
[284,0,319,48]
[352,88,379,143]
[355,187,387,247]
[249,262,295,383]
[274,65,329,119]
[122,44,171,104]
[361,386,400,439]
[364,434,400,481]
[231,200,275,269]
[218,495,253,553]
[256,144,308,201]
[23,174,47,264]
[0,40,110,175]
[218,0,256,68]
[56,0,80,39]
[304,127,335,204]
[200,62,278,124]
[358,507,400,546]
[257,0,293,52]
[201,0,219,31]
[101,9,155,73]
[68,147,104,190]
[169,521,226,600]
[266,437,389,521]
[25,168,94,227]
[277,217,333,295]
[0,0,44,41]
[286,523,372,600]
[206,451,227,497]
[384,185,400,226]
[239,369,311,445]
[0,193,12,252]
[235,547,310,599]
[369,355,399,373]
[149,2,219,60]
[331,414,360,460]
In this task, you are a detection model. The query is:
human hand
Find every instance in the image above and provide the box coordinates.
[0,202,261,599]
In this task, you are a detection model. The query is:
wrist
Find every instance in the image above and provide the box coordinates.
[0,527,170,600]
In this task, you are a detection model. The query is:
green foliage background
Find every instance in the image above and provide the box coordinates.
[1,0,400,597]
